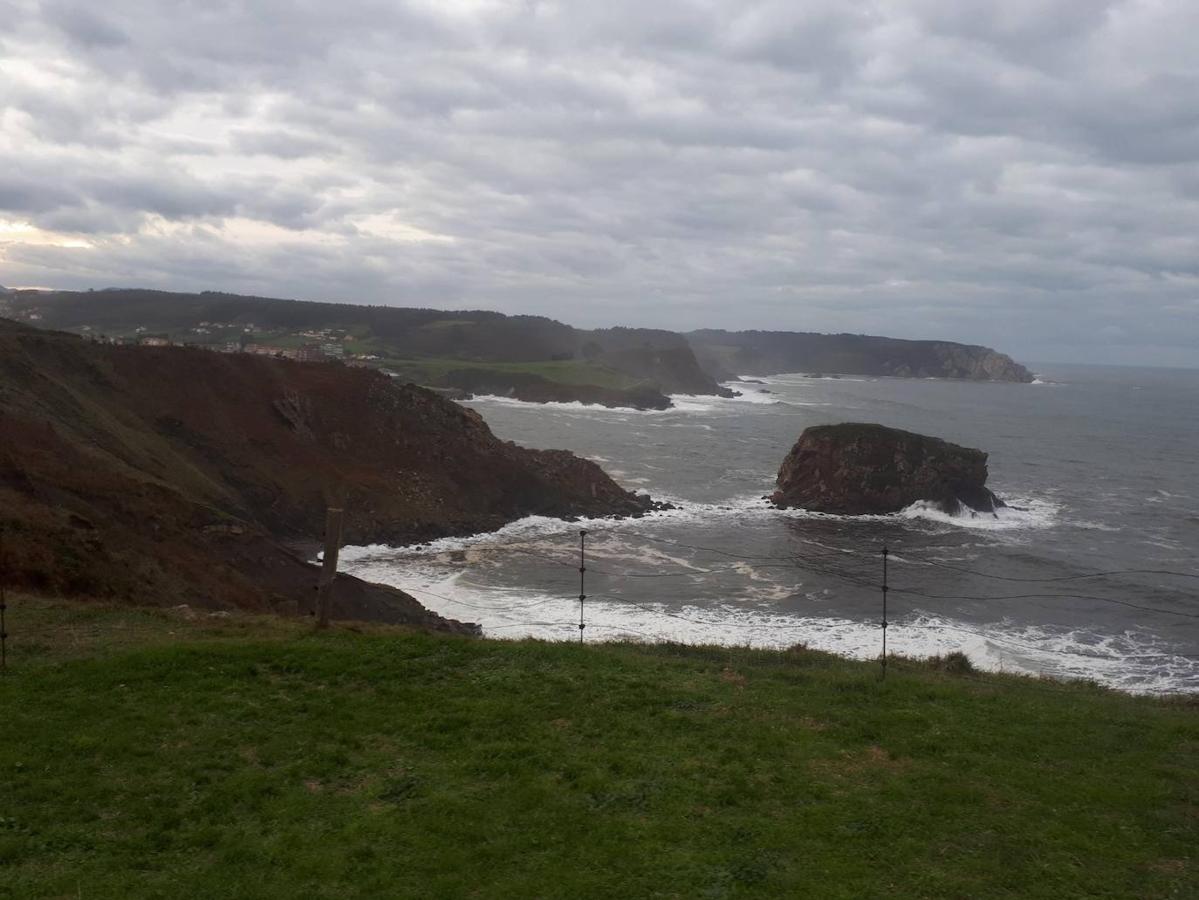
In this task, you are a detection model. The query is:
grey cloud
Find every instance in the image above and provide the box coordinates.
[0,150,330,232]
[1,0,1197,365]
[43,2,129,47]
[230,129,339,160]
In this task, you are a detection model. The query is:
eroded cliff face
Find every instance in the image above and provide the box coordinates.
[582,335,736,397]
[771,423,1004,515]
[889,345,1032,382]
[689,330,1035,383]
[0,320,653,626]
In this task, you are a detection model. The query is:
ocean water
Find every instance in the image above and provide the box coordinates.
[340,364,1199,694]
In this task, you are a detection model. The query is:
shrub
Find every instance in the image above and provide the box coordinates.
[931,651,976,675]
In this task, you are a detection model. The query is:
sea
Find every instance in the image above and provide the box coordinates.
[340,364,1199,694]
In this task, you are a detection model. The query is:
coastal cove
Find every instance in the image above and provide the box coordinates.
[340,364,1199,694]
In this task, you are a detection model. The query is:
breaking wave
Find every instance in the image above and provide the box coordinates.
[337,546,1196,694]
[895,496,1060,531]
[462,385,826,415]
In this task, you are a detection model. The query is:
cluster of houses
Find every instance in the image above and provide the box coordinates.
[14,314,386,368]
[240,342,343,362]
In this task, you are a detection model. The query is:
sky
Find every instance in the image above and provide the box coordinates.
[1,1,1197,366]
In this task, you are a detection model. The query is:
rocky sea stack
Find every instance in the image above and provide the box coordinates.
[772,423,1005,516]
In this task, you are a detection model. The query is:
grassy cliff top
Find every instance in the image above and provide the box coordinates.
[3,597,1196,898]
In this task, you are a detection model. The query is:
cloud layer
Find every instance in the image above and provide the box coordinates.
[2,0,1197,364]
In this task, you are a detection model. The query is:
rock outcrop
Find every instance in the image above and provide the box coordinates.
[771,423,1005,515]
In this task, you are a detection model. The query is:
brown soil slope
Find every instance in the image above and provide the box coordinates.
[0,320,649,626]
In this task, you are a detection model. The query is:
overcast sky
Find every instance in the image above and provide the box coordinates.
[2,1,1197,365]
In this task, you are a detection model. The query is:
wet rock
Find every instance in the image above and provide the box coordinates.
[772,423,1005,515]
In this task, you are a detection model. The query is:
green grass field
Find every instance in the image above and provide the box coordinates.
[378,357,646,390]
[3,597,1196,899]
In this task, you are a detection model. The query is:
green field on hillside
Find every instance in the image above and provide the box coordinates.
[2,598,1195,899]
[379,357,646,389]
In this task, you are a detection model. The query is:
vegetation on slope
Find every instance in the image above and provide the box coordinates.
[3,598,1195,899]
[5,289,729,400]
[380,357,646,390]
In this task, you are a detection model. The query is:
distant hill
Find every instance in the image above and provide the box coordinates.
[8,289,728,402]
[6,288,1036,391]
[0,318,650,621]
[688,329,1034,382]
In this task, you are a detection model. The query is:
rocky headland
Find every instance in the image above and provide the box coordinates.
[690,330,1034,383]
[0,319,659,629]
[771,423,1005,515]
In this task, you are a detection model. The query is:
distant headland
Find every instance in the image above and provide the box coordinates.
[0,288,1035,410]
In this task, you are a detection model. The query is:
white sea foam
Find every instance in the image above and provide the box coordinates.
[668,390,825,412]
[463,385,823,416]
[465,393,744,415]
[717,383,782,404]
[664,395,722,413]
[761,373,874,384]
[752,494,1060,533]
[895,496,1060,531]
[333,488,1183,694]
[464,395,627,412]
[336,511,658,562]
[336,546,1197,694]
[339,489,1059,572]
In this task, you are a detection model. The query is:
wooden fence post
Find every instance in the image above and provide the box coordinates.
[316,507,344,630]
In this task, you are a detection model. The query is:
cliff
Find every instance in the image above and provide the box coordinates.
[0,319,653,624]
[689,330,1034,383]
[772,423,1005,515]
[581,328,737,396]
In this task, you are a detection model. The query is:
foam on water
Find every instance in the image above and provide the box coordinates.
[717,383,785,404]
[670,389,827,412]
[464,395,630,412]
[466,394,731,416]
[336,511,660,561]
[463,385,824,416]
[762,373,875,385]
[895,496,1060,531]
[752,494,1060,533]
[337,545,1197,694]
[339,489,1060,572]
[411,362,1199,695]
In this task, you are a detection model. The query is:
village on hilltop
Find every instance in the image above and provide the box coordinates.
[0,298,385,366]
